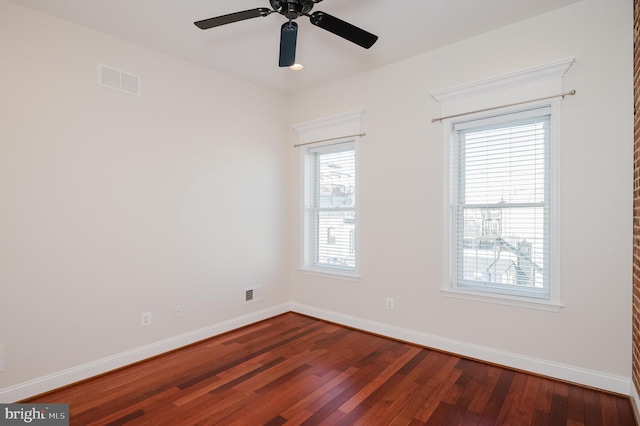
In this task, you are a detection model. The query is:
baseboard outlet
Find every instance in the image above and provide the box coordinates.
[290,302,631,396]
[0,303,291,403]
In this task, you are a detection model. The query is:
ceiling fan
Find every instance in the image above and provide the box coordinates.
[194,0,378,67]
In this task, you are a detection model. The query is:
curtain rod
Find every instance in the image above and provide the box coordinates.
[431,90,576,123]
[293,133,366,148]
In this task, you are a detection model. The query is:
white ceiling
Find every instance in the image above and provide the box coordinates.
[8,0,582,95]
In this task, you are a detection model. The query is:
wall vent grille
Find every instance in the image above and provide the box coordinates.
[98,64,140,96]
[244,286,263,304]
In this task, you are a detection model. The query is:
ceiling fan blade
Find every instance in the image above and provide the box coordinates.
[279,21,298,67]
[195,8,272,30]
[309,11,378,49]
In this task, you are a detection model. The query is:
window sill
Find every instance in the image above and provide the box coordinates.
[299,267,361,282]
[441,288,563,312]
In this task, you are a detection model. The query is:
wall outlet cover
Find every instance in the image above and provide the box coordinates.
[141,312,152,327]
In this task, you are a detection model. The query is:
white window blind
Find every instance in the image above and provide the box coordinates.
[305,141,356,272]
[451,107,550,299]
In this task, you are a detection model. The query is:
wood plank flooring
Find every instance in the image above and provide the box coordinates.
[26,313,635,425]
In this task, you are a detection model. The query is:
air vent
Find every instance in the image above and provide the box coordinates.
[98,64,140,96]
[244,286,263,304]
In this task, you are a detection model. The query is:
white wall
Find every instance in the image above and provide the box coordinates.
[0,0,290,397]
[289,0,633,392]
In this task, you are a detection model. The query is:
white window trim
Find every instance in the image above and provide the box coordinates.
[432,59,573,311]
[442,102,562,312]
[299,267,361,282]
[293,110,365,279]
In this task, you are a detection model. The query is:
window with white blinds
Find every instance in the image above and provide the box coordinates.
[451,107,551,299]
[304,141,356,273]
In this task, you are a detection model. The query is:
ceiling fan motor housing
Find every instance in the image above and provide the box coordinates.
[270,0,320,20]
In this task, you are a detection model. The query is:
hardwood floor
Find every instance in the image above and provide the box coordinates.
[26,313,635,425]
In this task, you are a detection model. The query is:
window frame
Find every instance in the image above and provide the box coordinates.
[301,139,359,278]
[443,102,562,311]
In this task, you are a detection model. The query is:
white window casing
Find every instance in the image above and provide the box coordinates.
[432,59,573,310]
[293,110,364,279]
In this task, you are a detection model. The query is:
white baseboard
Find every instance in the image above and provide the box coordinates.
[0,303,291,403]
[291,303,632,396]
[631,383,640,423]
[2,302,631,403]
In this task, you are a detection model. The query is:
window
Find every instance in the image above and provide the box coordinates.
[450,107,551,300]
[304,141,356,274]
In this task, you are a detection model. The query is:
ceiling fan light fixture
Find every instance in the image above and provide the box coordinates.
[289,63,304,71]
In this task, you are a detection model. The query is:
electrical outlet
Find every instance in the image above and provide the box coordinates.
[175,305,183,318]
[140,312,152,327]
[0,343,4,371]
[386,298,394,310]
